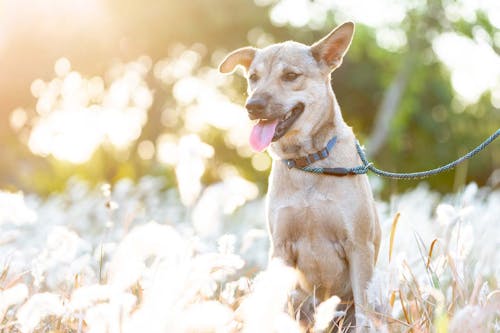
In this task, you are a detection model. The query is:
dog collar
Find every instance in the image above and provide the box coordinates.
[283,136,337,169]
[283,136,371,176]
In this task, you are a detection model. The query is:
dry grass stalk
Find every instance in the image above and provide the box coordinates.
[388,212,401,263]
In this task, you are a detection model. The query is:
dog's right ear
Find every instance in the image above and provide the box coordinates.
[311,22,355,71]
[219,47,256,74]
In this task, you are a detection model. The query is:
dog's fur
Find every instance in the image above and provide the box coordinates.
[220,22,381,331]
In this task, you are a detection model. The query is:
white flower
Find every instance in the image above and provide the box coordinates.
[171,301,234,333]
[16,292,64,333]
[273,312,302,333]
[32,226,92,290]
[108,222,190,290]
[436,203,458,226]
[313,295,340,332]
[192,177,259,238]
[239,259,298,333]
[85,302,132,333]
[69,284,135,312]
[449,305,487,333]
[0,284,28,321]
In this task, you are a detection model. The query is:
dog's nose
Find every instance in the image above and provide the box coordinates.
[245,98,266,117]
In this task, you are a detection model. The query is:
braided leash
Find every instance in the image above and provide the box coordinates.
[296,128,500,180]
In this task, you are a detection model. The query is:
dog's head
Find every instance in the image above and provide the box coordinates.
[219,22,354,152]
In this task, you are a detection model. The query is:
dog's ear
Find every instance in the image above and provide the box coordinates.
[219,47,257,74]
[311,22,354,70]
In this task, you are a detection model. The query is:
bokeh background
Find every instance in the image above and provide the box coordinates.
[1,0,499,199]
[1,1,500,332]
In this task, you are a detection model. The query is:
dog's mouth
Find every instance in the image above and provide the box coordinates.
[249,102,305,152]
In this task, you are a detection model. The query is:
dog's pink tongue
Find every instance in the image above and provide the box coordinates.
[249,119,279,152]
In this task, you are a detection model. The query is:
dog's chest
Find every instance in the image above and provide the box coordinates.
[267,169,357,237]
[269,165,356,206]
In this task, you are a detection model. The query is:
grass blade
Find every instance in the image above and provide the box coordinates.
[389,212,401,263]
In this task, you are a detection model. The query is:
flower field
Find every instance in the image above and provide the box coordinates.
[0,177,499,332]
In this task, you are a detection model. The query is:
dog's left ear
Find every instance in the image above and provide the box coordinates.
[219,47,257,74]
[311,22,354,70]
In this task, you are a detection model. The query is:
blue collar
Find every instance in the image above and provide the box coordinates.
[283,136,337,169]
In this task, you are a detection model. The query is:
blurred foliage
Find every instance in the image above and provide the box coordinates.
[0,0,499,198]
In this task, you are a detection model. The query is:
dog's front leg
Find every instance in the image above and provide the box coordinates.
[348,245,376,332]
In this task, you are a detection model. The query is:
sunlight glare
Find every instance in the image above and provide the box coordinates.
[270,0,311,27]
[54,58,71,77]
[9,108,28,132]
[376,27,407,52]
[154,48,201,84]
[270,0,409,29]
[174,68,253,150]
[86,77,105,100]
[103,107,147,149]
[27,58,153,163]
[247,27,276,48]
[491,87,500,109]
[137,140,155,160]
[29,108,102,164]
[433,33,500,104]
[175,134,214,206]
[173,77,202,105]
[251,153,271,172]
[444,0,500,28]
[156,134,179,166]
[30,79,46,98]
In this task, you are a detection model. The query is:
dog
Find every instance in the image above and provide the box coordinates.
[219,22,381,332]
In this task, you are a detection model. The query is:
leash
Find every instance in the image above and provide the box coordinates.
[287,128,500,180]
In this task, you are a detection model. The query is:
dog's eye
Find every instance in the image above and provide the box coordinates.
[249,73,259,82]
[283,72,300,82]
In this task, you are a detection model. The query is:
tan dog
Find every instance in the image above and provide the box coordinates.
[219,22,381,331]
